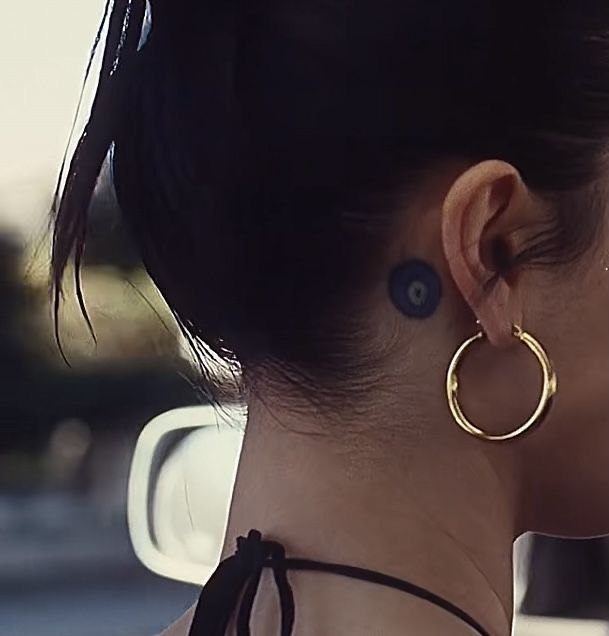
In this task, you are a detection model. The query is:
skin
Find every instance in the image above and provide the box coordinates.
[166,160,609,635]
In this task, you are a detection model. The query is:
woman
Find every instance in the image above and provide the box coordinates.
[52,1,609,634]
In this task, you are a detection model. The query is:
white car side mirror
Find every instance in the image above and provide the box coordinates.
[127,405,245,585]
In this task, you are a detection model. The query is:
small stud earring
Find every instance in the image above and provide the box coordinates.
[389,259,442,319]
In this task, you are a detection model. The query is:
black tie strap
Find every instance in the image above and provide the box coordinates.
[189,530,295,636]
[188,529,491,636]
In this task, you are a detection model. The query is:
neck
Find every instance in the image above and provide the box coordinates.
[224,396,518,636]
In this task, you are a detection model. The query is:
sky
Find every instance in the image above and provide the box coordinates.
[0,1,105,237]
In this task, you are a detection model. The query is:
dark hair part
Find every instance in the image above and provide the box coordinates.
[52,0,609,409]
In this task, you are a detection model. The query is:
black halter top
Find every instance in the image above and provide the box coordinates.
[187,529,490,635]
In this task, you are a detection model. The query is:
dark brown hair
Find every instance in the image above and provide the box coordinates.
[52,0,609,408]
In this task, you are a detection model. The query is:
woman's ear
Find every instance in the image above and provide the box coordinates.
[441,160,529,347]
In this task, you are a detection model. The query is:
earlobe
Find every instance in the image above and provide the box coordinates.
[441,161,524,347]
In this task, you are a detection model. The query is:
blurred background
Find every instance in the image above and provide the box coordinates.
[0,2,607,635]
[0,3,201,634]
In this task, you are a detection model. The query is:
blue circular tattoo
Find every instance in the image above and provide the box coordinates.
[389,259,442,319]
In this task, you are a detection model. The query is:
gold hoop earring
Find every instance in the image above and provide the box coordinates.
[446,324,557,442]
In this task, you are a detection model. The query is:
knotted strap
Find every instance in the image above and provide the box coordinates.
[188,529,491,636]
[188,530,295,636]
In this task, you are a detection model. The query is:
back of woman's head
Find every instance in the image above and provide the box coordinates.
[52,0,609,408]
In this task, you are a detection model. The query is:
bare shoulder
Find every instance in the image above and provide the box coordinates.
[160,606,196,636]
